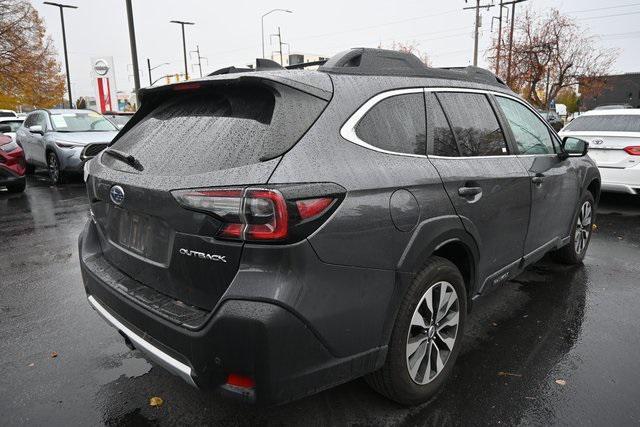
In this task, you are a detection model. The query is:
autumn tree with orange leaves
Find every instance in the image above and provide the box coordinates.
[0,0,66,110]
[487,8,616,108]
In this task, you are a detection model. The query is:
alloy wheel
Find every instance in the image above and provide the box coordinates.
[406,281,460,385]
[574,201,592,255]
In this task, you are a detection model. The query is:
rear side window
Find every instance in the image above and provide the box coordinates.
[106,83,327,175]
[437,93,508,156]
[425,93,458,157]
[496,96,555,154]
[563,115,640,132]
[355,93,426,155]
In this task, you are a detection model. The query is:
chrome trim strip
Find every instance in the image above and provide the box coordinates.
[87,295,197,388]
[340,88,427,158]
[340,85,562,159]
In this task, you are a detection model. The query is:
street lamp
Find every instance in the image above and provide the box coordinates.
[170,20,195,80]
[147,59,170,86]
[261,9,292,59]
[43,2,77,108]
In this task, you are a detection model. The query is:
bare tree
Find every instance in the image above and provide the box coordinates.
[487,8,617,107]
[0,0,66,109]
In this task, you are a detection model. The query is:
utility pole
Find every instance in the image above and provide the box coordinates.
[506,0,528,86]
[170,20,195,80]
[190,45,206,78]
[125,0,141,95]
[463,0,494,67]
[43,2,77,108]
[495,0,505,75]
[270,27,285,65]
[261,9,292,59]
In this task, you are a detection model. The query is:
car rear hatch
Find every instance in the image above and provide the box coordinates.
[562,114,640,169]
[86,73,331,311]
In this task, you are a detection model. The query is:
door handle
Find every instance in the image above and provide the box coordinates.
[458,186,482,198]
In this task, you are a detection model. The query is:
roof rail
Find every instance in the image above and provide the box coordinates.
[318,48,506,86]
[286,60,328,70]
[208,58,284,76]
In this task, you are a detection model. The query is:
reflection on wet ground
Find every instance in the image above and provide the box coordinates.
[1,178,639,425]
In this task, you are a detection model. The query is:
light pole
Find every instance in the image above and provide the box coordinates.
[43,2,77,108]
[125,0,141,95]
[147,59,170,86]
[170,20,195,80]
[261,9,292,59]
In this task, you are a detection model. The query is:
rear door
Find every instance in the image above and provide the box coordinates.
[494,95,580,256]
[426,91,531,290]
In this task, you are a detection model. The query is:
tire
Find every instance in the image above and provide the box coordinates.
[552,191,595,265]
[47,151,64,185]
[365,256,467,405]
[6,180,26,193]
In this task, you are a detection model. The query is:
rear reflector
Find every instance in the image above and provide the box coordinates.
[624,146,640,156]
[296,197,334,220]
[226,374,255,389]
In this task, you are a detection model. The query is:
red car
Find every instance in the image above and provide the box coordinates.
[0,133,26,193]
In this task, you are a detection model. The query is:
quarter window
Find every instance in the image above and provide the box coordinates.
[355,93,426,155]
[496,97,555,154]
[437,93,508,156]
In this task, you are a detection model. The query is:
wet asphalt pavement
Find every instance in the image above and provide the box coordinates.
[1,174,640,426]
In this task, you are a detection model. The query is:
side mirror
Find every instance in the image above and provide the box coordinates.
[560,137,589,159]
[28,125,44,135]
[0,124,11,133]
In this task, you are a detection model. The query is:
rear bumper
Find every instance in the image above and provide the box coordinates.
[79,219,387,405]
[0,166,25,186]
[599,165,640,195]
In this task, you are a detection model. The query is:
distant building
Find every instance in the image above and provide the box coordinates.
[270,52,329,68]
[579,73,640,110]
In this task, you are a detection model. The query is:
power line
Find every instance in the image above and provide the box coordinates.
[565,2,640,14]
[575,10,640,21]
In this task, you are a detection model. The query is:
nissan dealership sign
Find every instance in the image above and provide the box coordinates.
[93,59,110,76]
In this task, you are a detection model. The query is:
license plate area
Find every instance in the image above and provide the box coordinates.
[106,206,172,264]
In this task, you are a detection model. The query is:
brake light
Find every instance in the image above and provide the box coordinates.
[172,82,201,91]
[624,146,640,156]
[172,187,339,242]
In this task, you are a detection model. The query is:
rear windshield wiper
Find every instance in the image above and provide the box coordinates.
[103,148,144,171]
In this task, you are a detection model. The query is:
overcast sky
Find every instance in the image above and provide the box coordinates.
[30,0,640,97]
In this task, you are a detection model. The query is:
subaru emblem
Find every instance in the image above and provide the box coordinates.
[110,185,125,205]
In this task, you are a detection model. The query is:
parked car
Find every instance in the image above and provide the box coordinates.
[0,109,18,118]
[560,108,640,195]
[16,109,118,184]
[0,131,26,193]
[538,110,564,131]
[79,48,600,406]
[103,111,134,129]
[594,104,634,110]
[0,116,25,143]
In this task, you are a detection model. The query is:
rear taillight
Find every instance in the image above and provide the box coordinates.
[624,146,640,156]
[172,186,341,243]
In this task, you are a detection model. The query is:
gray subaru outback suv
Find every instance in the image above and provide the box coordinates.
[79,48,600,405]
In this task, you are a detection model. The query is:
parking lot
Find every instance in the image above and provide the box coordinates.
[0,175,638,425]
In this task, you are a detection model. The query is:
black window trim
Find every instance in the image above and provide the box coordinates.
[341,86,563,159]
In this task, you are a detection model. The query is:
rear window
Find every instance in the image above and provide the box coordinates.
[564,115,640,132]
[0,120,24,132]
[106,83,327,175]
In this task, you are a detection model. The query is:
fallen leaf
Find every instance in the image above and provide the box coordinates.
[149,396,164,407]
[592,224,598,231]
[498,371,522,377]
[555,379,566,386]
[51,352,58,358]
